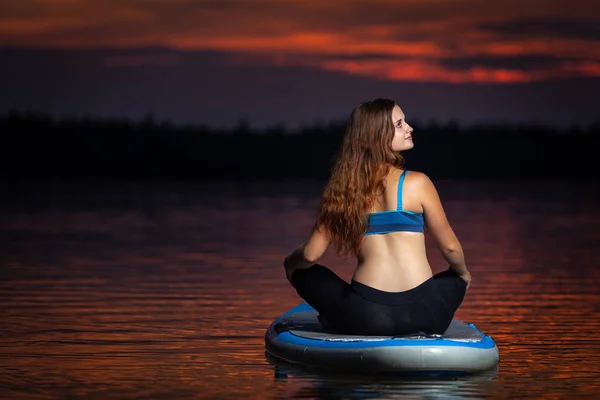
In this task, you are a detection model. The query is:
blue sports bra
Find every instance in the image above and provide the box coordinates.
[365,170,425,235]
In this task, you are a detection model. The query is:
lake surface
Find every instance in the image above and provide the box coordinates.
[1,179,599,399]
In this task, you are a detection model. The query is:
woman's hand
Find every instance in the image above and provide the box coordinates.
[459,271,472,290]
[284,245,311,287]
[284,225,330,288]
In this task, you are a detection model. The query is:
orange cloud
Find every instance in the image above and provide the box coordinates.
[318,59,533,83]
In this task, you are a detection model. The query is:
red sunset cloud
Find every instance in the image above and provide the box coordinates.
[1,0,599,83]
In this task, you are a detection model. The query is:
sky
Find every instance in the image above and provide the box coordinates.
[1,0,600,129]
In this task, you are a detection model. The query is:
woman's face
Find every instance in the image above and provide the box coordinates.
[390,105,414,152]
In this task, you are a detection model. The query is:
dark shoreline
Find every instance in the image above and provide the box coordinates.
[2,110,599,182]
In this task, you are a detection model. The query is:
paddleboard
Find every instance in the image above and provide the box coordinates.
[265,302,499,374]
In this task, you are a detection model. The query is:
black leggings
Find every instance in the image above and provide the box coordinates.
[291,264,467,336]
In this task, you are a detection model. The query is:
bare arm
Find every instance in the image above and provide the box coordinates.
[284,224,331,286]
[415,173,469,277]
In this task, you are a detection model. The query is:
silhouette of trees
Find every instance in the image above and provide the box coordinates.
[1,109,598,181]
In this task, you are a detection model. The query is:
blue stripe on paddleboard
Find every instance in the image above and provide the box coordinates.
[281,302,314,316]
[275,330,497,350]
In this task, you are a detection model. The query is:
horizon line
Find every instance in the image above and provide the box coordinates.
[3,108,599,132]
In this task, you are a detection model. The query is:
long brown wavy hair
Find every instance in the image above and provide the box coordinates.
[316,98,404,257]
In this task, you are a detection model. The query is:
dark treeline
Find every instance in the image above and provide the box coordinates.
[2,110,599,181]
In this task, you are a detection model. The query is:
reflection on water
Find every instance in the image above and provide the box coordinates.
[268,354,501,399]
[1,180,599,399]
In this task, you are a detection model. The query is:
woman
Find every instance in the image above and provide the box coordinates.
[283,98,471,336]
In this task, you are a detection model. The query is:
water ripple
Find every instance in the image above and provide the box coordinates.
[1,181,599,399]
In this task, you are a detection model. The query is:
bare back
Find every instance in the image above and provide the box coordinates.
[353,168,433,292]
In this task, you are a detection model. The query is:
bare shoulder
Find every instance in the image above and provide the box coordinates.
[404,170,439,201]
[405,170,434,187]
[388,168,435,195]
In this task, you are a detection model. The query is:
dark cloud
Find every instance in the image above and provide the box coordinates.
[297,53,414,62]
[0,1,54,17]
[439,55,577,71]
[1,47,599,128]
[479,18,600,41]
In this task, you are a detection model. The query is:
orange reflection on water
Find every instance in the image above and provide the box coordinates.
[1,180,599,398]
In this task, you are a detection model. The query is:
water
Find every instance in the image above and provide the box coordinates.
[1,179,599,399]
